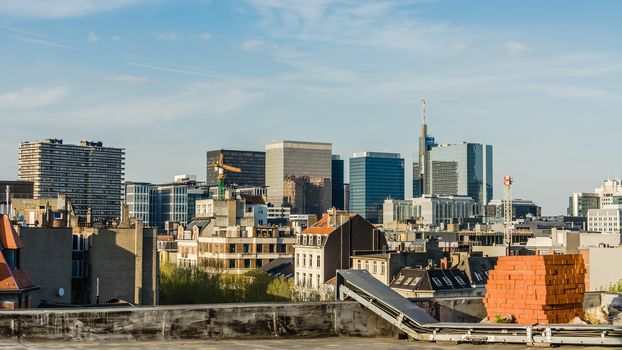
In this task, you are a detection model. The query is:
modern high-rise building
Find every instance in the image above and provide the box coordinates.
[568,179,622,217]
[206,149,265,188]
[412,101,493,213]
[331,155,344,210]
[265,141,332,217]
[413,99,437,197]
[349,152,404,224]
[18,139,124,221]
[427,142,493,212]
[343,183,350,212]
[125,175,210,228]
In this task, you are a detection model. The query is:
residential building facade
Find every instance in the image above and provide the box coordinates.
[18,139,125,221]
[294,210,387,291]
[349,152,404,224]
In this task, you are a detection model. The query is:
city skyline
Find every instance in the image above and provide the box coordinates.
[1,1,622,215]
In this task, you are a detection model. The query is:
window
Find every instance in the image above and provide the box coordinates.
[269,244,275,253]
[432,277,443,287]
[244,259,251,268]
[373,261,377,274]
[257,244,263,253]
[316,255,320,268]
[381,263,385,275]
[357,261,362,270]
[302,273,306,287]
[229,259,235,268]
[229,244,236,253]
[296,254,299,267]
[303,254,306,267]
[455,276,467,286]
[474,271,483,282]
[243,244,250,253]
[316,274,320,287]
[309,254,312,268]
[442,277,454,286]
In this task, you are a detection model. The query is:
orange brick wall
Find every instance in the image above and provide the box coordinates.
[483,254,585,324]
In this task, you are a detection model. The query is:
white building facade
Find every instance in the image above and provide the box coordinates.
[383,195,477,227]
[588,206,622,234]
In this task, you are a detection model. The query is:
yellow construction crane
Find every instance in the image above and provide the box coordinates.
[208,152,241,200]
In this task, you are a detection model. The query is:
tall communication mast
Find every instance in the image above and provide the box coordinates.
[503,176,513,255]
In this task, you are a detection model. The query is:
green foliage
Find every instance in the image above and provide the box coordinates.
[159,264,295,305]
[603,280,622,293]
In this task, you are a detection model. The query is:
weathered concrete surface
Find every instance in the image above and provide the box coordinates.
[0,302,396,341]
[413,297,486,323]
[0,337,540,349]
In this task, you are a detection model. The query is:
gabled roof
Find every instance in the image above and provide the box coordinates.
[457,256,497,285]
[0,215,24,249]
[390,267,472,292]
[303,212,357,235]
[0,215,36,292]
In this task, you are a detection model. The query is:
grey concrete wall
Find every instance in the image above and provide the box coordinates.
[18,227,73,307]
[0,302,396,341]
[413,297,486,323]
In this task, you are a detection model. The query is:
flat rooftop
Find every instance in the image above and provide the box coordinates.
[0,338,536,350]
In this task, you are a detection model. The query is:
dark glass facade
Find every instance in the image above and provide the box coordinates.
[206,149,265,187]
[331,156,344,210]
[349,152,404,224]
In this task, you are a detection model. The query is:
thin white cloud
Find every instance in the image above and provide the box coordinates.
[88,31,98,43]
[199,32,212,40]
[11,35,78,49]
[0,24,78,49]
[241,38,267,51]
[127,62,237,81]
[0,0,142,18]
[153,31,177,41]
[111,35,122,42]
[0,86,69,109]
[106,75,148,83]
[504,41,529,53]
[11,83,262,126]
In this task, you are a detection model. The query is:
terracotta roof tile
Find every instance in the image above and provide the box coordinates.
[302,212,357,235]
[0,215,24,249]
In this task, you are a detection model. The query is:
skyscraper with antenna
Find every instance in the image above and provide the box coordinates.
[413,98,437,197]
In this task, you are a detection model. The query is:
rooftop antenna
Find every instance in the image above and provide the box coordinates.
[421,97,427,125]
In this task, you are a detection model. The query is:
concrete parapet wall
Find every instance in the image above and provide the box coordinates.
[0,302,396,341]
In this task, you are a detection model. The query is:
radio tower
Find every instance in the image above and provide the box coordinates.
[503,176,513,256]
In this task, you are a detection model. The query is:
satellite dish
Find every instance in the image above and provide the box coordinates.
[57,287,65,297]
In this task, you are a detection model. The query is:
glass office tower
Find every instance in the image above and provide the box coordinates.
[331,155,345,210]
[349,152,404,224]
[428,142,493,212]
[206,149,265,187]
[265,141,332,217]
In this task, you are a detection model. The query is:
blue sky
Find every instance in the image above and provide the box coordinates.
[1,0,621,215]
